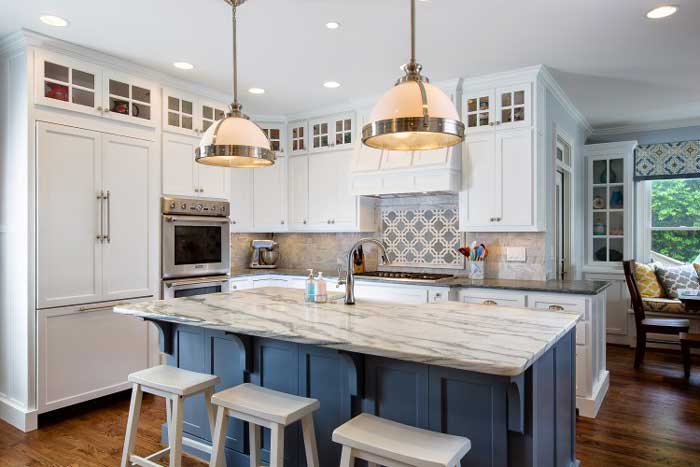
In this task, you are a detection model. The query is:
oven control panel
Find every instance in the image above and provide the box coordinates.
[161,197,230,217]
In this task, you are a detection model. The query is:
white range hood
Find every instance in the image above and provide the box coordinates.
[350,143,462,197]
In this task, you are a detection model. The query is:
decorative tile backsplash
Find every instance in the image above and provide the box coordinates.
[379,200,463,269]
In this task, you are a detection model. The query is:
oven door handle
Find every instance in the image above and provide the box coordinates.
[164,215,231,224]
[165,277,230,288]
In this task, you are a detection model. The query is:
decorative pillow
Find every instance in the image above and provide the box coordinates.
[634,262,665,298]
[655,264,700,299]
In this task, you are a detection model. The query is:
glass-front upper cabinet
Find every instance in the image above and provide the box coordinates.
[464,90,494,131]
[259,123,284,154]
[163,88,197,136]
[309,118,331,152]
[34,50,102,115]
[200,100,227,134]
[288,121,308,155]
[102,71,158,127]
[332,113,354,149]
[495,83,530,129]
[308,112,355,153]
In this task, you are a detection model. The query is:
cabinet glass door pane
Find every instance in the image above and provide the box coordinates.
[72,88,94,107]
[592,160,607,184]
[593,238,607,261]
[45,62,69,82]
[609,158,623,184]
[500,90,526,123]
[466,96,490,128]
[72,69,94,89]
[132,86,151,103]
[109,80,129,98]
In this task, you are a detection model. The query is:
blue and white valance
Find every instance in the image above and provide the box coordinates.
[635,140,700,180]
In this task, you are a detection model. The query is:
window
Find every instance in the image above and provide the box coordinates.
[646,178,700,263]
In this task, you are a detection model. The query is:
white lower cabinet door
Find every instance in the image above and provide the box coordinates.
[162,133,197,197]
[253,158,288,231]
[497,128,533,227]
[230,168,254,230]
[101,134,155,301]
[38,305,151,412]
[252,278,288,288]
[196,162,230,199]
[354,283,429,304]
[37,122,103,309]
[460,132,496,229]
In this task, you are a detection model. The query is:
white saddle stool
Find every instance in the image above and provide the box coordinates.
[209,383,320,467]
[120,365,220,467]
[332,413,471,467]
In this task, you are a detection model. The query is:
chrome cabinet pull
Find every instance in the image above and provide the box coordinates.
[105,190,111,243]
[548,304,565,311]
[96,191,105,242]
[482,299,497,305]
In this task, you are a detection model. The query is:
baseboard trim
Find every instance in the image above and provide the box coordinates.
[0,395,38,432]
[576,370,610,418]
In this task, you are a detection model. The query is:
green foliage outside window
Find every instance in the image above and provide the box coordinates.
[650,178,700,263]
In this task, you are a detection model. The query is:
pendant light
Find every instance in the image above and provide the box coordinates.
[196,0,274,167]
[362,0,464,151]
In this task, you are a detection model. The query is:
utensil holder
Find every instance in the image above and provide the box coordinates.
[469,261,484,280]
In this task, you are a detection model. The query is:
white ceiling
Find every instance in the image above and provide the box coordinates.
[3,0,700,131]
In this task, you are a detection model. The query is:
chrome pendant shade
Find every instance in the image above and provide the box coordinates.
[195,0,274,168]
[362,0,464,152]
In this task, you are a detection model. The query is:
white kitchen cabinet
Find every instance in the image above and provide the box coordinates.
[230,168,254,230]
[199,99,227,133]
[464,83,530,132]
[459,127,534,231]
[37,302,152,413]
[162,132,230,199]
[288,120,308,155]
[230,278,255,291]
[288,155,309,229]
[260,123,285,155]
[252,157,288,232]
[36,122,156,309]
[162,88,197,136]
[457,288,527,307]
[309,112,355,153]
[463,89,494,131]
[102,70,158,128]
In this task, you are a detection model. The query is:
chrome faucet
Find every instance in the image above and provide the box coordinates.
[337,238,390,305]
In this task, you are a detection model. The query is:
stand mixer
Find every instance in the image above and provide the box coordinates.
[249,239,279,269]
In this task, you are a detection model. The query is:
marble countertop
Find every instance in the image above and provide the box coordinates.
[230,268,610,295]
[115,287,579,376]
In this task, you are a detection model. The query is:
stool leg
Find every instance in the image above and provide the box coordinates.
[339,446,354,467]
[121,383,143,467]
[204,387,216,439]
[269,424,285,467]
[210,406,228,467]
[249,422,261,467]
[301,414,319,467]
[170,395,184,467]
[682,341,691,379]
[166,397,174,453]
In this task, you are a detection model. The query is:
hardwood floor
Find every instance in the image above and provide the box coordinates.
[1,345,699,466]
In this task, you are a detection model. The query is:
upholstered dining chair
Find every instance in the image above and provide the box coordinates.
[623,260,690,368]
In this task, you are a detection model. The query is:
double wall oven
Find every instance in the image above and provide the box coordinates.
[161,197,231,298]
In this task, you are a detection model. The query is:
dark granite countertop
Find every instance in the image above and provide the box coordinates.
[230,268,610,295]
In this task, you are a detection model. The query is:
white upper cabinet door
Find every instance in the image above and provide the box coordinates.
[260,123,285,156]
[288,121,308,155]
[199,99,227,134]
[102,70,159,127]
[331,151,356,227]
[331,112,355,150]
[495,83,531,129]
[36,123,103,308]
[34,50,103,116]
[196,163,230,200]
[463,89,495,133]
[309,118,331,153]
[288,155,309,228]
[253,158,288,231]
[230,168,254,230]
[497,128,534,227]
[162,133,197,197]
[308,152,336,225]
[101,134,154,300]
[460,132,496,229]
[162,88,197,136]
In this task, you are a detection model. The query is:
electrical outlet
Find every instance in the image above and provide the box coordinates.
[506,247,527,262]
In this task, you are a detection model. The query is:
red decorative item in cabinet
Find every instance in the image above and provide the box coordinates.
[45,82,69,101]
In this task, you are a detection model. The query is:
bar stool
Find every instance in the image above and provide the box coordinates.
[332,413,471,467]
[209,383,320,467]
[121,365,220,467]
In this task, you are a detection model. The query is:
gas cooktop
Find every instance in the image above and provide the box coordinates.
[354,271,454,282]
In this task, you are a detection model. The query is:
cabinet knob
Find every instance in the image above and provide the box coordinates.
[482,300,497,305]
[232,220,237,224]
[303,220,307,224]
[97,106,103,112]
[332,219,336,224]
[232,285,237,290]
[281,220,285,225]
[327,219,331,224]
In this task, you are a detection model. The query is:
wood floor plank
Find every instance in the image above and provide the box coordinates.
[0,345,698,466]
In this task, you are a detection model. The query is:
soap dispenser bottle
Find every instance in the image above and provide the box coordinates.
[315,272,328,303]
[305,269,315,303]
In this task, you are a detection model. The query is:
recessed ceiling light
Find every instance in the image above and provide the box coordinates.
[323,81,341,89]
[326,21,340,29]
[645,5,678,19]
[39,15,69,27]
[173,62,194,70]
[248,88,265,95]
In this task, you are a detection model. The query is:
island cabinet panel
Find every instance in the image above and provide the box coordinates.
[428,369,508,467]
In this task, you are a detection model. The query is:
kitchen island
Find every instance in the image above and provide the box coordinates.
[115,287,580,467]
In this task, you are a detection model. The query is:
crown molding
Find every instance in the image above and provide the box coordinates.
[537,65,593,136]
[584,140,638,155]
[0,31,29,57]
[591,117,700,137]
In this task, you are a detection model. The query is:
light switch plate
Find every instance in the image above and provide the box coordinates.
[506,247,527,262]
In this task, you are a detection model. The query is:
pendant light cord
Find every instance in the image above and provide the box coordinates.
[410,0,416,66]
[231,1,239,108]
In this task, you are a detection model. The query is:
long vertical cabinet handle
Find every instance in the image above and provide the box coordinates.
[105,190,111,243]
[96,191,104,242]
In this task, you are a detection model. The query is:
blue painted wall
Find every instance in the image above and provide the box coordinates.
[587,125,700,145]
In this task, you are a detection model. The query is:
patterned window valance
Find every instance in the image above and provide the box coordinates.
[635,140,700,180]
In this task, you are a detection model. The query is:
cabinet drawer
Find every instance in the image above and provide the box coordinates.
[528,294,588,320]
[428,288,449,303]
[252,278,288,288]
[458,289,526,307]
[230,279,254,291]
[355,283,429,304]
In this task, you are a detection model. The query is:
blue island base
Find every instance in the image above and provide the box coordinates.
[152,321,577,467]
